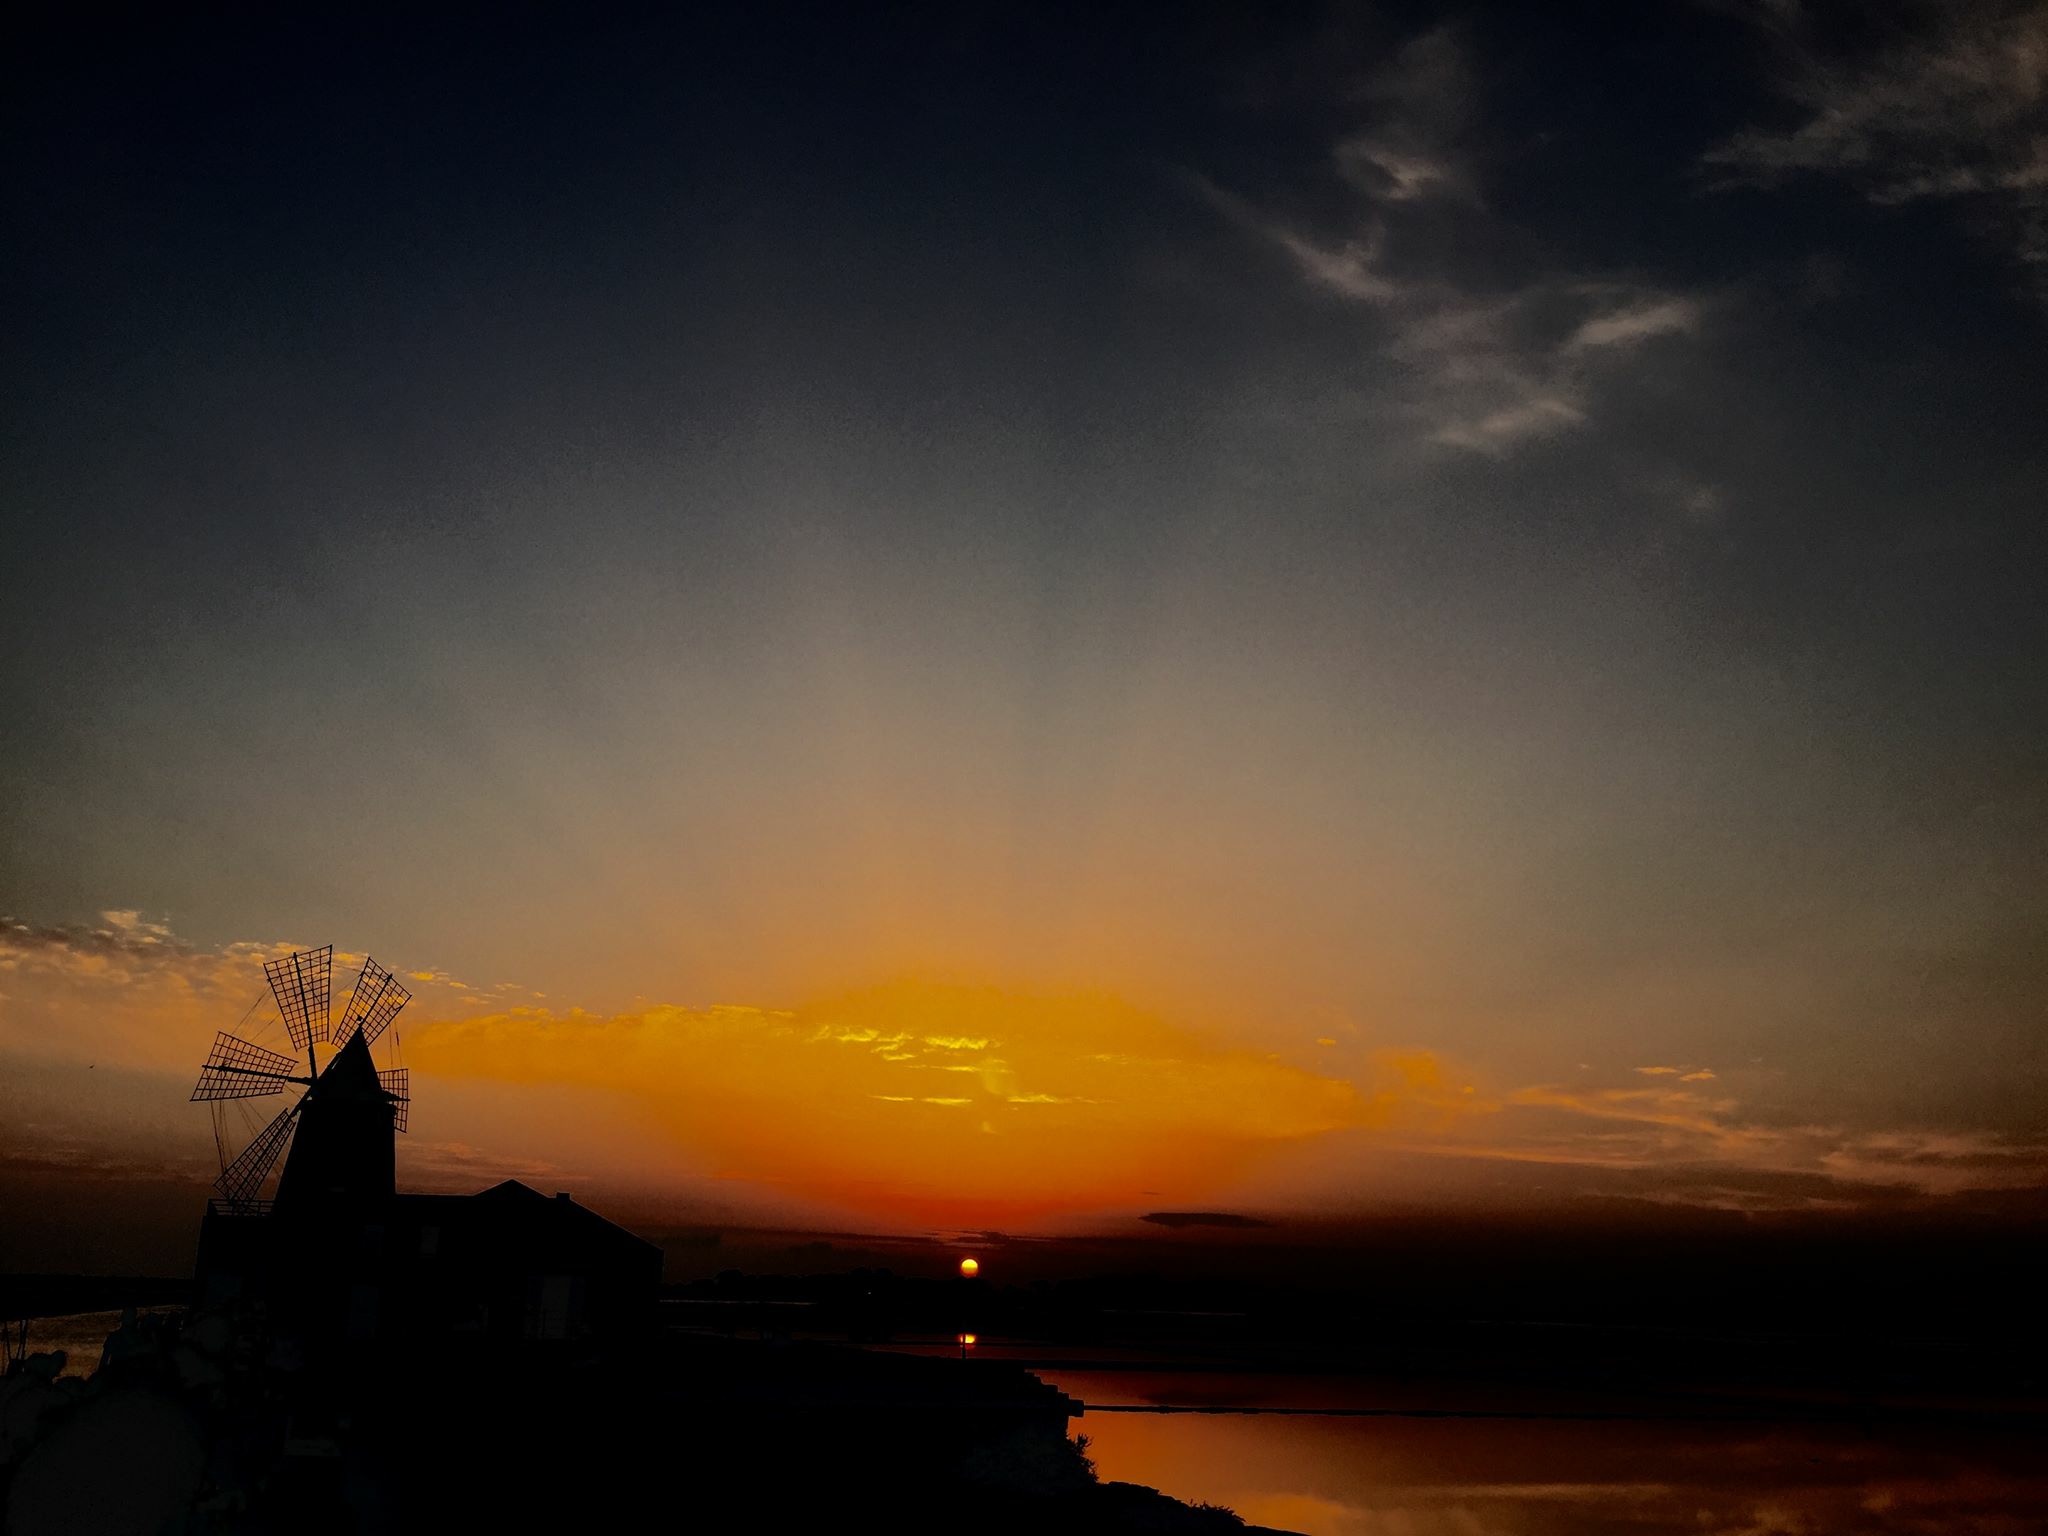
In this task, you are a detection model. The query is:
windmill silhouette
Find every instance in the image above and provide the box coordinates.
[192,946,412,1211]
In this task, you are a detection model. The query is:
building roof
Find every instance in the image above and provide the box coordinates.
[389,1181,661,1265]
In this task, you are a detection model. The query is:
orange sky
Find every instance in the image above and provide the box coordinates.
[4,912,2042,1237]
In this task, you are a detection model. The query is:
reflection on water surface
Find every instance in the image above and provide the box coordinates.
[1036,1368,2048,1536]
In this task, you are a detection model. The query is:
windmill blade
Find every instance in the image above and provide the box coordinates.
[215,1100,301,1208]
[265,945,333,1050]
[379,1067,410,1133]
[191,1032,302,1101]
[333,957,412,1050]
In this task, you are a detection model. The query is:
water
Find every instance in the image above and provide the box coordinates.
[18,1317,2044,1529]
[1031,1367,2048,1535]
[6,1310,180,1379]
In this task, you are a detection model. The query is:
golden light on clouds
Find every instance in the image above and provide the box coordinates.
[403,982,1379,1224]
[8,913,2042,1226]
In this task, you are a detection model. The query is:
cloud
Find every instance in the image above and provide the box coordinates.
[0,912,1482,1225]
[1140,1210,1275,1229]
[403,983,1443,1225]
[1429,395,1584,454]
[1197,25,1706,455]
[1565,298,1702,352]
[12,912,2040,1226]
[1268,222,1405,303]
[1,913,300,1074]
[1336,137,1459,204]
[99,910,177,944]
[1333,26,1483,207]
[1,911,194,963]
[1706,2,2048,296]
[0,912,516,1073]
[1410,1073,2048,1207]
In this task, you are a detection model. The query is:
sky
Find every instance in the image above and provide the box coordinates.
[4,1,2046,1270]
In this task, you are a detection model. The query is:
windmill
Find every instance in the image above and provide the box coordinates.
[191,945,413,1212]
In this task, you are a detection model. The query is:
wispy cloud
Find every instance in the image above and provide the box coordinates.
[0,911,537,1072]
[1434,1073,2048,1206]
[1140,1210,1275,1230]
[1334,22,1484,207]
[1707,1,2048,296]
[1565,298,1702,353]
[1197,25,1706,455]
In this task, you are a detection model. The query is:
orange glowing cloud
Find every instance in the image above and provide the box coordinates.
[403,981,1395,1224]
[10,914,2037,1224]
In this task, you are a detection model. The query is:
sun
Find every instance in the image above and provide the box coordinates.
[959,1257,980,1278]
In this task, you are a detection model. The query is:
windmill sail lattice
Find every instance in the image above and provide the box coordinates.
[265,944,333,1050]
[192,1033,302,1100]
[216,1101,303,1207]
[380,1069,411,1132]
[334,958,412,1050]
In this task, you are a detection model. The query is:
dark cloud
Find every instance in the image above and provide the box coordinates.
[0,913,191,960]
[1706,1,2048,298]
[1140,1211,1276,1230]
[1194,23,1710,458]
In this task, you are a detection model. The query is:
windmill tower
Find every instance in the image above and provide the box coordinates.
[192,946,412,1216]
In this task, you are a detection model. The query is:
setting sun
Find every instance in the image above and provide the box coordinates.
[959,1258,980,1278]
